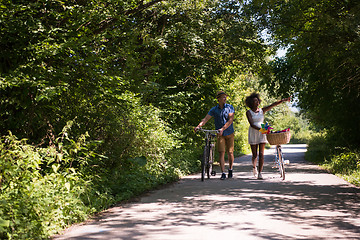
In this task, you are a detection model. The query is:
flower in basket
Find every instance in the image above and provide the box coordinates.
[271,128,290,133]
[259,122,273,134]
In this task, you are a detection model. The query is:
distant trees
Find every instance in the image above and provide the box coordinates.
[247,0,360,146]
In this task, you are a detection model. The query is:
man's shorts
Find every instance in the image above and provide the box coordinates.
[217,133,234,153]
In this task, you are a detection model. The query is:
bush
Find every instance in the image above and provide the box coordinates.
[323,150,360,186]
[290,130,313,144]
[328,151,359,174]
[0,99,201,239]
[0,133,94,239]
[306,131,360,186]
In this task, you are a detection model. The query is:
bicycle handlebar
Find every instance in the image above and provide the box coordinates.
[197,127,219,134]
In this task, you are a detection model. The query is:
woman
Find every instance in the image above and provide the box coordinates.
[245,93,290,179]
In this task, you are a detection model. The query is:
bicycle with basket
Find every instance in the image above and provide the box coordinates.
[266,128,291,180]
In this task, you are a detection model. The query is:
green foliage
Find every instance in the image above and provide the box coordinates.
[306,132,360,186]
[0,0,273,239]
[329,151,359,174]
[266,110,314,144]
[247,0,360,146]
[0,0,269,147]
[0,133,93,239]
[0,121,200,239]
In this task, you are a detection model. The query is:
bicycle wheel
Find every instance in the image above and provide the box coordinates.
[201,144,208,181]
[277,146,285,180]
[206,143,215,179]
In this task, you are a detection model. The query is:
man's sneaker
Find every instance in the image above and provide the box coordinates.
[257,172,263,180]
[220,172,226,180]
[228,169,233,178]
[253,167,258,178]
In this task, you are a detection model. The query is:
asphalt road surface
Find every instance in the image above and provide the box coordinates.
[53,144,360,240]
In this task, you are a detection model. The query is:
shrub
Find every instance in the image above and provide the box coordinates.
[0,121,200,239]
[0,133,93,239]
[328,151,359,174]
[306,131,360,186]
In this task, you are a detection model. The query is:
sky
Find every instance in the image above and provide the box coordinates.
[276,48,287,58]
[275,48,300,113]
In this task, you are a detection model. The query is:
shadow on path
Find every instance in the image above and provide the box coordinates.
[54,144,360,240]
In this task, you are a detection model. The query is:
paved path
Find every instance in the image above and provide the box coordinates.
[54,144,360,240]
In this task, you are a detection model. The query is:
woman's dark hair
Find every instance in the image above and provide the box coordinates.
[245,93,261,109]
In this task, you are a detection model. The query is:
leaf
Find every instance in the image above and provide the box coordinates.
[0,217,10,227]
[65,182,71,191]
[52,164,60,173]
[129,156,147,166]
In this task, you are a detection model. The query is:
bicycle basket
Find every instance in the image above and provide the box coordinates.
[266,131,291,145]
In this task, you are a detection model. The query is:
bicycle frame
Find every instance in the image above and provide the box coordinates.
[198,128,218,181]
[274,145,285,180]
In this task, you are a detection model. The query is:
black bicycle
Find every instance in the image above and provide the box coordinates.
[198,128,218,181]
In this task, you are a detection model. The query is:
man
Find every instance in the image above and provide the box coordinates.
[194,90,235,180]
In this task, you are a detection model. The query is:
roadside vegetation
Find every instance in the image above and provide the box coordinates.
[0,1,272,238]
[306,132,360,187]
[1,0,359,239]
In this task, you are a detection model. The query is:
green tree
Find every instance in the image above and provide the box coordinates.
[246,0,360,146]
[0,2,273,238]
[0,0,270,142]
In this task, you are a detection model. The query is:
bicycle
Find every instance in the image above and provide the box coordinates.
[274,145,286,180]
[197,128,218,181]
[267,130,291,180]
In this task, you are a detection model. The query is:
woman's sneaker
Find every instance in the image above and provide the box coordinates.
[257,172,263,180]
[253,167,258,178]
[220,172,226,180]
